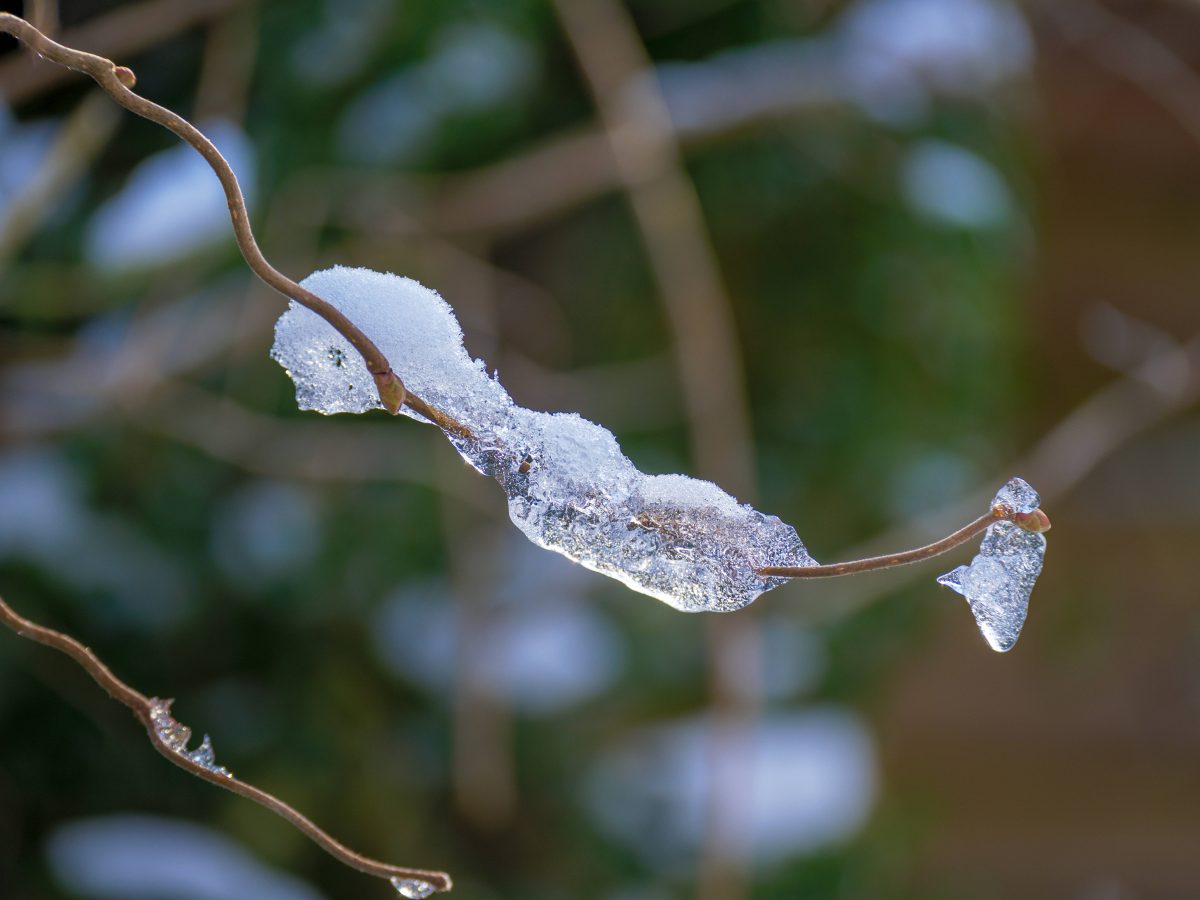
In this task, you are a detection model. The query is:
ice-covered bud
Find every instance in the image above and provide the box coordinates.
[938,513,1046,653]
[990,475,1040,516]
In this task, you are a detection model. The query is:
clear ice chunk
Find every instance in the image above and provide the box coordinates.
[938,519,1046,652]
[272,267,815,612]
[149,698,191,751]
[149,699,233,777]
[991,476,1040,515]
[392,878,436,899]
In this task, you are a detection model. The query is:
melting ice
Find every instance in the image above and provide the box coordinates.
[937,477,1046,652]
[271,267,814,612]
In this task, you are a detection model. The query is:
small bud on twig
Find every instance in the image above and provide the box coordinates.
[373,369,409,415]
[113,65,136,88]
[1012,508,1052,533]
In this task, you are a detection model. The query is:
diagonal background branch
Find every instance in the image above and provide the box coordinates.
[551,2,762,897]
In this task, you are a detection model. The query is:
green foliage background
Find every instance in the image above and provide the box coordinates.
[4,0,1198,898]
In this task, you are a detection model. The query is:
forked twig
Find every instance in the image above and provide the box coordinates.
[0,595,452,896]
[0,12,469,438]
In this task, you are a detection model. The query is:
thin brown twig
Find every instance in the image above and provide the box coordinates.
[0,594,452,895]
[0,0,243,105]
[779,330,1200,625]
[0,12,470,438]
[758,504,1050,579]
[759,511,1002,578]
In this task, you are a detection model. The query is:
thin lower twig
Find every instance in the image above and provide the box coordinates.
[0,595,452,895]
[0,12,470,438]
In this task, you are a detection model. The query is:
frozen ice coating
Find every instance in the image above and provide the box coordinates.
[937,475,1047,653]
[272,266,816,611]
[460,410,815,611]
[149,699,233,778]
[938,518,1046,652]
[392,878,436,899]
[991,475,1040,515]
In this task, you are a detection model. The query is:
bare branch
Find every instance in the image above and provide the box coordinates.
[0,0,242,105]
[0,595,452,895]
[0,12,470,436]
[757,506,1051,579]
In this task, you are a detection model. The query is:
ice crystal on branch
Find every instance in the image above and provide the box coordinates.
[937,478,1047,652]
[149,699,232,778]
[392,877,437,899]
[271,267,814,612]
[991,475,1040,515]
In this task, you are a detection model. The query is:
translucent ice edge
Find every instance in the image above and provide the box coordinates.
[271,267,815,612]
[392,877,436,899]
[937,478,1046,652]
[991,475,1040,516]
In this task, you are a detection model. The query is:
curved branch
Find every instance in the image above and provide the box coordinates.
[0,12,470,438]
[0,595,452,895]
[758,507,1050,579]
[758,511,1001,578]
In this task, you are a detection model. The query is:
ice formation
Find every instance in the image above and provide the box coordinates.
[991,475,1041,517]
[272,267,1050,631]
[937,477,1046,652]
[271,267,814,612]
[392,877,436,899]
[149,699,233,778]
